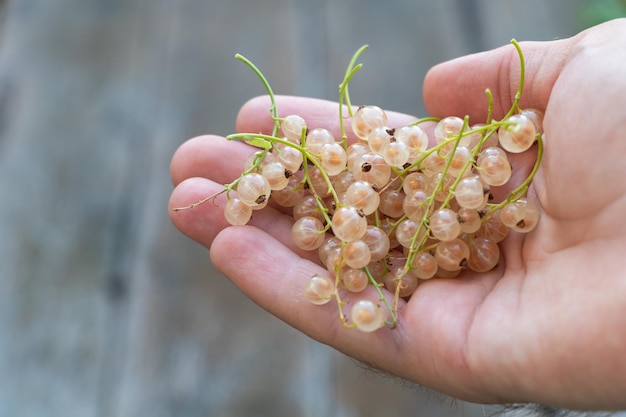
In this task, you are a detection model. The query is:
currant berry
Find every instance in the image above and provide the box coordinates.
[498,113,537,153]
[352,105,388,140]
[319,143,346,177]
[291,216,326,251]
[501,198,540,233]
[361,225,391,262]
[270,175,303,207]
[341,268,369,293]
[467,237,500,272]
[379,188,405,219]
[434,238,470,271]
[352,152,391,189]
[395,125,428,161]
[331,206,368,242]
[237,173,272,208]
[410,251,438,279]
[367,126,392,154]
[384,266,418,298]
[458,207,482,234]
[276,145,304,174]
[455,175,487,210]
[304,274,335,305]
[342,239,372,269]
[293,194,324,221]
[403,189,430,221]
[434,116,464,144]
[306,128,335,155]
[395,219,420,248]
[429,208,461,241]
[281,114,307,143]
[477,147,512,186]
[382,140,410,168]
[224,198,253,226]
[351,299,386,332]
[262,161,290,191]
[345,180,380,216]
[346,142,370,172]
[402,172,431,194]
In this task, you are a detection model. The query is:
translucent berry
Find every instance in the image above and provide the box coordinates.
[382,140,410,168]
[434,116,464,144]
[476,209,509,243]
[403,190,430,221]
[276,145,304,173]
[262,161,290,191]
[291,216,326,251]
[237,173,272,208]
[410,251,438,279]
[306,128,335,155]
[521,108,544,134]
[318,236,341,267]
[281,114,306,143]
[341,268,369,293]
[367,126,392,154]
[346,142,370,171]
[395,125,428,161]
[429,208,461,241]
[395,219,420,248]
[435,238,470,271]
[304,274,335,305]
[446,145,471,177]
[384,266,418,298]
[342,239,371,269]
[467,237,500,272]
[293,194,323,221]
[379,188,405,219]
[331,206,367,242]
[455,175,487,210]
[351,299,386,332]
[346,180,380,216]
[352,152,391,190]
[458,208,482,234]
[501,198,540,233]
[402,172,431,194]
[244,150,275,172]
[361,225,390,262]
[270,176,303,207]
[307,166,331,197]
[498,113,537,153]
[477,147,512,186]
[224,198,253,226]
[321,143,347,176]
[351,105,388,140]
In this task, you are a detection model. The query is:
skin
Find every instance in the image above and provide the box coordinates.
[169,19,626,410]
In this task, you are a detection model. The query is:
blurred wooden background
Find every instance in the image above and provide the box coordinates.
[0,1,621,416]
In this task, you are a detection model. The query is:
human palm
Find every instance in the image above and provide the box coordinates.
[170,19,626,410]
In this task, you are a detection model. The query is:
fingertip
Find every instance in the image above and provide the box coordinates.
[170,135,220,186]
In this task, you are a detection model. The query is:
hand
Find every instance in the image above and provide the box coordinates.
[169,19,626,410]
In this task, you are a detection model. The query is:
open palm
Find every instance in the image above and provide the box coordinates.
[170,19,626,410]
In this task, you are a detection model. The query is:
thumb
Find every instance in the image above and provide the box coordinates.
[422,38,574,121]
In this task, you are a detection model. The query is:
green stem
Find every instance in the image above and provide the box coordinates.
[235,53,281,137]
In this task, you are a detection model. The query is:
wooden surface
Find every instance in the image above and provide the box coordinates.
[0,1,617,416]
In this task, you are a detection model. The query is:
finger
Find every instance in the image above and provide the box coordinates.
[236,95,421,140]
[170,135,259,187]
[210,223,506,403]
[423,38,574,121]
[169,176,322,263]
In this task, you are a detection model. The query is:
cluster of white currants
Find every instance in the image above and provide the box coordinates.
[175,42,542,332]
[220,103,542,332]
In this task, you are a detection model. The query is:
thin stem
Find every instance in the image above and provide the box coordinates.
[235,53,281,137]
